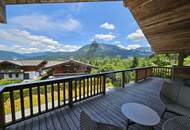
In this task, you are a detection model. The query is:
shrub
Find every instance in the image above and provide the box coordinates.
[0,79,22,85]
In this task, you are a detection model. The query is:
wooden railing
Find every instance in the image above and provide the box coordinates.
[152,67,172,78]
[0,66,171,129]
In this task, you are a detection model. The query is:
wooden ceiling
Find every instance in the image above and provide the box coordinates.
[124,0,190,53]
[0,0,190,53]
[0,0,6,23]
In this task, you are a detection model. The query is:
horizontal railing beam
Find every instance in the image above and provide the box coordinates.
[1,67,153,92]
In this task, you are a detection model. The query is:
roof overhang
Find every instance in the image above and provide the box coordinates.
[0,0,6,23]
[0,60,22,66]
[124,0,190,53]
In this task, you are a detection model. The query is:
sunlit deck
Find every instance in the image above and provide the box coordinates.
[5,77,177,130]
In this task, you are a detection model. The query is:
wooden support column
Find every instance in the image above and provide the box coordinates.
[0,0,6,23]
[135,70,138,83]
[178,52,185,67]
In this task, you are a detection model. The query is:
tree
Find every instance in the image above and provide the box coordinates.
[131,57,138,68]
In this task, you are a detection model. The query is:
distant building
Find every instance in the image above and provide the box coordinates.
[0,60,47,80]
[0,59,97,80]
[42,59,97,78]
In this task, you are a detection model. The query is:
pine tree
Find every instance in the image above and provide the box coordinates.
[131,57,138,68]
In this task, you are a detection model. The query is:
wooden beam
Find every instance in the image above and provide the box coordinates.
[0,0,6,23]
[5,0,119,4]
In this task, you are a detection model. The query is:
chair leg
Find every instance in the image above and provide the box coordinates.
[161,108,167,118]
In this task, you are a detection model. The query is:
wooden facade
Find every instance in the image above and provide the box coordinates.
[0,60,47,80]
[0,61,22,72]
[43,60,97,76]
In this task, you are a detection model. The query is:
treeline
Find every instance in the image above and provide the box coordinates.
[80,54,181,73]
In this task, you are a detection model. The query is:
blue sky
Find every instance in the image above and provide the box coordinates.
[0,1,149,53]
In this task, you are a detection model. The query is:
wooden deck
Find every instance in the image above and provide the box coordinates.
[5,77,177,130]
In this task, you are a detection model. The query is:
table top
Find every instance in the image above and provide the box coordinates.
[121,103,160,126]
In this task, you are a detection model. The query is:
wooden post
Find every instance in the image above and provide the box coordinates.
[178,52,184,67]
[102,75,106,95]
[0,92,5,130]
[135,70,138,83]
[145,68,147,79]
[122,72,125,88]
[0,0,6,23]
[68,81,73,107]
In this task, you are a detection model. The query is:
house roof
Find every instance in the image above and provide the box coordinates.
[0,60,46,66]
[43,59,98,69]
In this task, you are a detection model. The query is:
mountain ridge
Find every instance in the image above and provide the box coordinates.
[0,43,153,60]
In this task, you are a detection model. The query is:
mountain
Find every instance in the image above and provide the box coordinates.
[0,50,27,60]
[0,42,153,60]
[75,42,153,58]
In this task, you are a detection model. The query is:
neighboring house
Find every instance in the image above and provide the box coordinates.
[0,59,97,80]
[42,59,97,78]
[0,60,47,80]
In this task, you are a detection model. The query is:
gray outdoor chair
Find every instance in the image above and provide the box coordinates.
[80,111,123,130]
[160,82,190,117]
[162,116,190,130]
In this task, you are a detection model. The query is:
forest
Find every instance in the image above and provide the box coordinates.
[83,54,190,73]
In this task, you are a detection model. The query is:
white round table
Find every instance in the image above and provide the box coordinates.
[121,103,160,130]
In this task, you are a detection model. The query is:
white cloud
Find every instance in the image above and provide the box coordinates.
[0,29,81,53]
[95,34,116,41]
[114,41,121,44]
[117,44,141,50]
[10,14,81,32]
[127,29,145,40]
[100,22,115,30]
[69,3,84,13]
[0,44,6,50]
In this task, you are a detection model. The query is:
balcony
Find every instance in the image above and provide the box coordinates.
[0,67,174,130]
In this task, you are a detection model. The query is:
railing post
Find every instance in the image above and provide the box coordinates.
[0,92,5,130]
[68,80,73,107]
[135,69,138,83]
[102,75,106,95]
[151,67,154,77]
[122,72,125,88]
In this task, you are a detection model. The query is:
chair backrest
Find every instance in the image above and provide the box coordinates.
[177,86,190,108]
[80,111,97,130]
[160,82,179,103]
[163,116,190,130]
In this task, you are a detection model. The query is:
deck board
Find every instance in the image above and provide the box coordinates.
[6,77,177,130]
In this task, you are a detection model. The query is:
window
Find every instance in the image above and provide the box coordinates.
[9,73,12,78]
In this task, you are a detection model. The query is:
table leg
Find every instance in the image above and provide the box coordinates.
[145,126,154,130]
[126,119,136,130]
[126,119,129,130]
[148,126,154,130]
